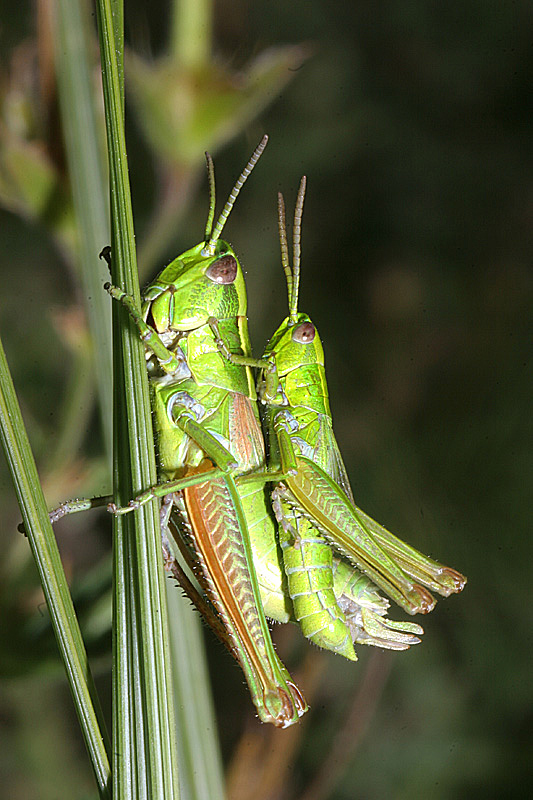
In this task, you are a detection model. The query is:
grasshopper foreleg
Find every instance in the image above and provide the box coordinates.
[104,283,184,375]
[207,317,280,401]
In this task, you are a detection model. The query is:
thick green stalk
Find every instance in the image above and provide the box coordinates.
[0,335,111,798]
[95,0,180,797]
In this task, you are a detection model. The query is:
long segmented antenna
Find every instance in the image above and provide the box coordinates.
[277,191,293,315]
[202,134,269,257]
[204,152,216,241]
[290,175,307,321]
[278,176,307,322]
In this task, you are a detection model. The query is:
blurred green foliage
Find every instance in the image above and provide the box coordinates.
[0,0,531,798]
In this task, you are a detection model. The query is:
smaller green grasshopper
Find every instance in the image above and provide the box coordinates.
[251,176,466,629]
[207,179,423,659]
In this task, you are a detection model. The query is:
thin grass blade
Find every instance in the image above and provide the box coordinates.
[166,585,226,800]
[53,0,113,458]
[0,336,111,798]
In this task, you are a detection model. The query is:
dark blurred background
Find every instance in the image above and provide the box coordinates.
[1,1,531,798]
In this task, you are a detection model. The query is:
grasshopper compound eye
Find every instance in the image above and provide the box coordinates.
[292,321,315,344]
[206,255,238,284]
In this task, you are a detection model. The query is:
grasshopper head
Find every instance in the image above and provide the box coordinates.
[263,311,325,380]
[142,135,268,336]
[142,239,247,334]
[265,178,327,393]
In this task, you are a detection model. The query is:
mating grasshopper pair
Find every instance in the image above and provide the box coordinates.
[50,138,465,727]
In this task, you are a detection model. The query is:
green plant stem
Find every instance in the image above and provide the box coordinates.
[0,335,111,798]
[171,0,212,68]
[95,0,180,797]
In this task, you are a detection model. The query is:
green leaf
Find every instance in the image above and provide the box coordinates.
[0,335,111,798]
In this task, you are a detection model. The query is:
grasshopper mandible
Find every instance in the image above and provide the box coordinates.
[252,177,466,626]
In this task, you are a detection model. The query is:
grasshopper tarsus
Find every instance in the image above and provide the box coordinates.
[107,499,142,516]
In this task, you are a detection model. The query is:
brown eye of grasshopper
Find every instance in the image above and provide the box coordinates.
[292,322,315,343]
[206,255,238,284]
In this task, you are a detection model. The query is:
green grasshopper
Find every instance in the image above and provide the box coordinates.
[105,158,428,661]
[101,137,310,728]
[42,148,426,727]
[246,176,466,635]
[104,141,427,665]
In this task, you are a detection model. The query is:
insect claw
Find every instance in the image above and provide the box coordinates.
[99,245,112,264]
